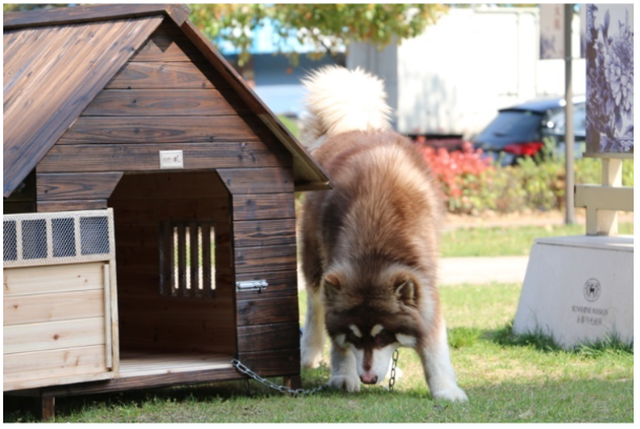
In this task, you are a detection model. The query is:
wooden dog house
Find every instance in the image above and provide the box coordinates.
[3,4,330,418]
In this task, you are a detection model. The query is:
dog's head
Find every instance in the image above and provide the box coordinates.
[322,262,431,385]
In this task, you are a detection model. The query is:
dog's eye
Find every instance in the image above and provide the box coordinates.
[346,332,362,346]
[374,330,395,346]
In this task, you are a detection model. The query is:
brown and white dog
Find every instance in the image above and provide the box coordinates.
[298,66,467,401]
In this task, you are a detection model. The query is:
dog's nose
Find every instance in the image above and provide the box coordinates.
[360,373,378,384]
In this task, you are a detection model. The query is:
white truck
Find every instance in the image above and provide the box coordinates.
[347,6,586,140]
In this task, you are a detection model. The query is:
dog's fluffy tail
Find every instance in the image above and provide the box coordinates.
[300,66,392,150]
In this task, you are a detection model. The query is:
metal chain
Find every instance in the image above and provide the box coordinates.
[231,349,400,396]
[388,349,400,392]
[231,359,327,396]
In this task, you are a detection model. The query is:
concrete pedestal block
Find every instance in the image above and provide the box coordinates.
[513,235,633,348]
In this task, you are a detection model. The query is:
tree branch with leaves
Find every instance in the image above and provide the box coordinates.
[3,3,447,66]
[188,4,447,65]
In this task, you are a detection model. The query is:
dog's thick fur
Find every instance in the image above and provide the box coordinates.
[299,66,467,401]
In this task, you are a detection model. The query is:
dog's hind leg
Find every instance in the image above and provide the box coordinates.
[417,318,468,402]
[300,217,327,368]
[300,287,326,368]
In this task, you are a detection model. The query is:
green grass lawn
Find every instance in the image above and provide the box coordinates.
[441,222,634,257]
[4,218,633,422]
[5,283,632,423]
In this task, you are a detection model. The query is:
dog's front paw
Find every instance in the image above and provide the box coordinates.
[432,386,468,402]
[328,374,361,392]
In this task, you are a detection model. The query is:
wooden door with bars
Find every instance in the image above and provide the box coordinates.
[159,220,216,298]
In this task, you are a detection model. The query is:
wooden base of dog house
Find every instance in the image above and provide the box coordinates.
[8,351,301,420]
[119,351,233,377]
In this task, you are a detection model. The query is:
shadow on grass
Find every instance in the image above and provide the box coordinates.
[3,380,253,423]
[447,322,634,357]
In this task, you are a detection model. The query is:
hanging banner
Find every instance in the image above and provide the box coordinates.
[540,4,565,59]
[585,4,634,154]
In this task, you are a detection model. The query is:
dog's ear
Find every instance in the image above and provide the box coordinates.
[323,273,342,302]
[394,277,417,307]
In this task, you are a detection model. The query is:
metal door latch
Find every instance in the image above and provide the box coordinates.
[236,280,268,292]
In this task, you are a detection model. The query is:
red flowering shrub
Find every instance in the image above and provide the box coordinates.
[416,138,493,214]
[414,137,635,215]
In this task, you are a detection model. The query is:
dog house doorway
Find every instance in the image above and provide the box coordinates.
[108,171,236,378]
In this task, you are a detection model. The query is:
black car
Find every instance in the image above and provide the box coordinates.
[473,96,586,166]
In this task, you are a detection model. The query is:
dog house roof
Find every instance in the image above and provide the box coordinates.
[3,4,330,197]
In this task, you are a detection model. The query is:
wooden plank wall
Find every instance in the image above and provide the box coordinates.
[109,172,236,355]
[217,168,301,377]
[35,18,292,213]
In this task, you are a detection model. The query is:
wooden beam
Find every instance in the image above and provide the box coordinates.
[217,168,294,195]
[4,346,109,392]
[37,142,291,173]
[237,323,300,353]
[574,185,633,211]
[57,116,261,144]
[18,365,241,397]
[37,200,108,213]
[3,4,190,29]
[4,262,106,297]
[37,395,55,421]
[598,158,623,236]
[4,289,104,326]
[574,183,633,236]
[37,172,123,201]
[236,296,299,326]
[4,317,105,355]
[583,152,634,159]
[233,219,297,248]
[234,244,298,275]
[283,375,302,390]
[232,194,296,221]
[236,348,300,378]
[82,89,246,117]
[104,62,214,90]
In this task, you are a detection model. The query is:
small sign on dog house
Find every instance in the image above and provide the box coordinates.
[159,150,184,169]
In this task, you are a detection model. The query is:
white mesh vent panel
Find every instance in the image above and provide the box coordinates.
[3,209,114,267]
